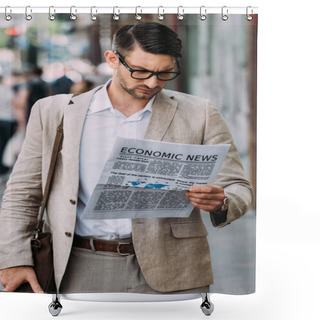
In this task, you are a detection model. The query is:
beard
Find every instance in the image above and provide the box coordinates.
[116,71,163,100]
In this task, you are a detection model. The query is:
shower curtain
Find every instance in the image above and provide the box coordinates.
[0,6,257,299]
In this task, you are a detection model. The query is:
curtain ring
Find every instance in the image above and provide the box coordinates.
[157,6,164,21]
[49,6,55,21]
[5,6,12,21]
[70,6,77,21]
[91,6,97,21]
[177,6,184,21]
[25,6,32,21]
[221,6,228,21]
[135,6,142,20]
[113,6,120,20]
[200,6,207,21]
[246,6,253,21]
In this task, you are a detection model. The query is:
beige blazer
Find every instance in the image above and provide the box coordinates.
[0,86,253,293]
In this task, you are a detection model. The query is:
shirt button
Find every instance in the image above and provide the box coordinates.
[70,199,76,205]
[65,232,72,237]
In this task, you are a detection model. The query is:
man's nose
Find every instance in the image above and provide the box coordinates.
[143,75,159,88]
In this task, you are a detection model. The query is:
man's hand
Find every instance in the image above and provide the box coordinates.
[0,266,43,293]
[185,185,225,212]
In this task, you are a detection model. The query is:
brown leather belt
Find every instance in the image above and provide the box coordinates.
[73,236,135,256]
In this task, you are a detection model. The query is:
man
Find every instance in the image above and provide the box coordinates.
[0,22,253,294]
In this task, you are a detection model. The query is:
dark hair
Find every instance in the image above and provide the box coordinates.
[112,22,182,58]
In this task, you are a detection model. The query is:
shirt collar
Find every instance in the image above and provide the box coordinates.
[89,79,155,115]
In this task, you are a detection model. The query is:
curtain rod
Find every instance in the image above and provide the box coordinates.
[0,6,258,16]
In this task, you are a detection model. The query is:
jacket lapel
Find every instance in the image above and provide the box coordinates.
[62,86,103,195]
[144,90,177,141]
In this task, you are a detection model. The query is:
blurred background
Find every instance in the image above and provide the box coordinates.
[0,13,257,294]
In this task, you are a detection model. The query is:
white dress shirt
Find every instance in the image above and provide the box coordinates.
[75,81,154,240]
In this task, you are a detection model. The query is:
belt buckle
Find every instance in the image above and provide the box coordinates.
[117,242,132,256]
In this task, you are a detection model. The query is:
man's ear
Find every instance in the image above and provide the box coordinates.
[104,51,118,70]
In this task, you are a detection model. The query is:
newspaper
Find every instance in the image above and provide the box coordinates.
[81,137,230,220]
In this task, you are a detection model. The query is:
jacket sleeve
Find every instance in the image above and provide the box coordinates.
[203,101,254,228]
[0,100,43,269]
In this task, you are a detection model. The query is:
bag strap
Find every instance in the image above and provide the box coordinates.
[35,117,64,234]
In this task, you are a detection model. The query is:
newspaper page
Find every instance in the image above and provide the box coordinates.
[81,137,230,219]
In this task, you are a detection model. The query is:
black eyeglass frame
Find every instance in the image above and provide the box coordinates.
[114,51,181,81]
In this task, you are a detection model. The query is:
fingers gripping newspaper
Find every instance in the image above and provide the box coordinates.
[82,137,230,219]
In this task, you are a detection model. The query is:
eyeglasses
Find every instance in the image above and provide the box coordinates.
[115,51,181,81]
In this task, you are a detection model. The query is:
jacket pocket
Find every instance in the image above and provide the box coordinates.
[170,221,208,239]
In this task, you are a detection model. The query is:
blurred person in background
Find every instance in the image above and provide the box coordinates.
[0,74,17,179]
[2,66,50,170]
[70,77,95,95]
[45,62,74,95]
[25,66,49,123]
[0,72,27,173]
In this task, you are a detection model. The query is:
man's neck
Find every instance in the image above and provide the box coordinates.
[107,81,151,117]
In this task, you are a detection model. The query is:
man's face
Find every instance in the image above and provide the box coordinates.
[115,47,176,100]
